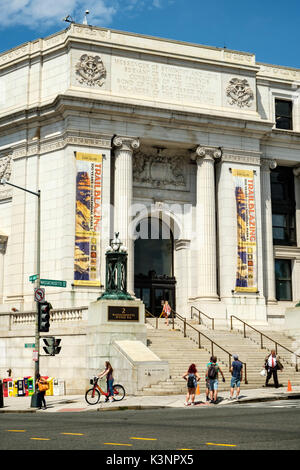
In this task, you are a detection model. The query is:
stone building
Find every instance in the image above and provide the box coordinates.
[0,24,299,390]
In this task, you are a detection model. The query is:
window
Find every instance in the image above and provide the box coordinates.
[275,99,293,130]
[275,259,292,301]
[271,167,296,245]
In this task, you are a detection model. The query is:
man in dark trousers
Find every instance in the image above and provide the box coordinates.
[264,349,283,388]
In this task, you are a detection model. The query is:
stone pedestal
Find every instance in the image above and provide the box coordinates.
[87,298,147,384]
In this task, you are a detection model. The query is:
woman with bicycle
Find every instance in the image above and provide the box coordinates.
[98,361,115,403]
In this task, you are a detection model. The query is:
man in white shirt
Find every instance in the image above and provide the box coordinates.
[264,349,282,388]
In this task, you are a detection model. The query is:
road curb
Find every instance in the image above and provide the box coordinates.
[229,393,300,405]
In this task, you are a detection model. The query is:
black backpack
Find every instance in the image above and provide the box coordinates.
[207,363,217,379]
[187,374,196,388]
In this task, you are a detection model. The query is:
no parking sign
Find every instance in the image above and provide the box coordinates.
[34,288,45,302]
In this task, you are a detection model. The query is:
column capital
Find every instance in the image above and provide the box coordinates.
[113,136,140,152]
[194,146,222,161]
[261,159,277,172]
[293,166,300,178]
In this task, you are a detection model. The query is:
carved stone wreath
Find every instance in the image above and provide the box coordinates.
[75,54,106,87]
[226,78,254,108]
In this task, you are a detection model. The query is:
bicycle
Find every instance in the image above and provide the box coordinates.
[85,377,126,405]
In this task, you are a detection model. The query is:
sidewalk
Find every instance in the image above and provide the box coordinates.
[1,386,300,413]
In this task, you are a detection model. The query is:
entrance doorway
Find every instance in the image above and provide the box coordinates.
[134,217,176,316]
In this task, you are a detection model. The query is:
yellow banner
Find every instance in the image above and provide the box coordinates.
[233,169,257,293]
[74,152,103,287]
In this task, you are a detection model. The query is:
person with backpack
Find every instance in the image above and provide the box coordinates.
[205,355,225,404]
[229,354,243,400]
[182,363,200,406]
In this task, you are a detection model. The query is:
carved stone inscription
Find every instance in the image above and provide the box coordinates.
[112,57,221,107]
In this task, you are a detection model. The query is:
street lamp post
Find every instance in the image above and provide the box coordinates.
[0,178,41,385]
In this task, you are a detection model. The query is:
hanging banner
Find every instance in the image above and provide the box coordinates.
[74,152,103,286]
[232,169,257,293]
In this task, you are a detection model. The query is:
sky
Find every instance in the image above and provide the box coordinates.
[0,0,299,69]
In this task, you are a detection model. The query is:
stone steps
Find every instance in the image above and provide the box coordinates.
[142,318,300,395]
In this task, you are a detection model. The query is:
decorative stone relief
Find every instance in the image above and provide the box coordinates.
[133,151,186,189]
[226,78,254,108]
[75,54,106,87]
[0,154,12,200]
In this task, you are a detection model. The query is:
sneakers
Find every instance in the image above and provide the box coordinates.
[184,401,189,406]
[191,402,195,406]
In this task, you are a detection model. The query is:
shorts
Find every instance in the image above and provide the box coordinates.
[230,377,241,388]
[209,379,218,391]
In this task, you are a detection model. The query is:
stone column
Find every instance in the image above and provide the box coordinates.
[195,146,221,301]
[261,159,277,304]
[293,166,300,248]
[113,136,140,294]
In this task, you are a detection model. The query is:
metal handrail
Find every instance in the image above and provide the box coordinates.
[171,309,248,384]
[230,315,299,372]
[191,306,215,330]
[145,309,158,329]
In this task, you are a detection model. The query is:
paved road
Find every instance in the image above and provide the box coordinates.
[1,405,300,451]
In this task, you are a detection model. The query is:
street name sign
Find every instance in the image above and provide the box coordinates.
[29,274,38,282]
[40,279,67,288]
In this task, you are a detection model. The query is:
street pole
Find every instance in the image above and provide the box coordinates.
[0,178,41,385]
[34,190,41,384]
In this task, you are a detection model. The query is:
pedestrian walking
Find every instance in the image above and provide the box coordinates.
[162,300,171,326]
[230,354,243,400]
[205,355,225,404]
[264,350,283,388]
[36,373,48,410]
[182,363,200,406]
[98,361,115,402]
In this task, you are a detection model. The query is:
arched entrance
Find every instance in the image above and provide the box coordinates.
[134,217,176,316]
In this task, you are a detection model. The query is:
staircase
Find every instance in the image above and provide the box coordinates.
[141,317,300,396]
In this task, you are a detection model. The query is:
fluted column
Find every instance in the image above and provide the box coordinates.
[113,136,140,294]
[261,159,277,304]
[195,146,221,301]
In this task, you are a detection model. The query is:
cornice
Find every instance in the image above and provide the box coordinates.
[10,130,111,160]
[0,93,275,140]
[0,24,259,74]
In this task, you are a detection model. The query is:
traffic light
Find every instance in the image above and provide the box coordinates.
[43,337,61,356]
[38,301,51,332]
